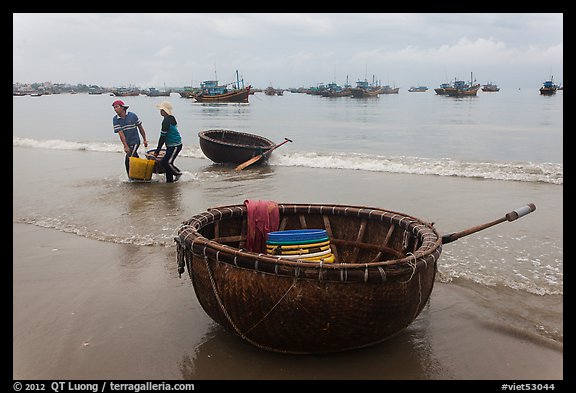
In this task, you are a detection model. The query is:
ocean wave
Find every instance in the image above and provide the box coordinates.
[13,136,208,158]
[14,216,175,247]
[271,151,562,185]
[14,136,563,184]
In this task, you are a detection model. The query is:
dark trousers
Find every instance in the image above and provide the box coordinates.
[124,143,140,175]
[160,144,183,182]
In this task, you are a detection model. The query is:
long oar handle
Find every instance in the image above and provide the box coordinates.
[442,203,536,244]
[263,137,292,157]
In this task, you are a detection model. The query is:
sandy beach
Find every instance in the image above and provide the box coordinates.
[13,221,562,381]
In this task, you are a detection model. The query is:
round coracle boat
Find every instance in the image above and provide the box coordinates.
[198,129,275,165]
[145,149,166,174]
[175,202,443,354]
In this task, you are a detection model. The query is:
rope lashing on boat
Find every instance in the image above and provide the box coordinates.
[376,266,387,282]
[340,267,348,282]
[243,278,298,336]
[175,237,195,278]
[176,242,186,277]
[401,252,418,283]
[412,273,423,322]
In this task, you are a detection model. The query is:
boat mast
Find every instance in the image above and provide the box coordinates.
[235,70,244,89]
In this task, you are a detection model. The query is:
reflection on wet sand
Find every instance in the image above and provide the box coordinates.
[197,163,277,203]
[201,162,275,179]
[179,304,442,380]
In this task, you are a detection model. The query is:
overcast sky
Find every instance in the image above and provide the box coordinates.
[13,13,563,89]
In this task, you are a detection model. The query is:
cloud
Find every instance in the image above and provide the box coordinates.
[13,13,563,89]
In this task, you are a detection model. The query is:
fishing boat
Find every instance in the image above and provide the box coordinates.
[175,201,536,354]
[264,86,280,96]
[177,87,201,98]
[320,82,351,97]
[481,82,500,92]
[198,129,275,165]
[444,74,481,97]
[434,83,451,95]
[539,78,557,95]
[194,70,251,103]
[144,87,171,97]
[350,80,380,98]
[408,86,428,92]
[112,87,141,96]
[380,85,400,94]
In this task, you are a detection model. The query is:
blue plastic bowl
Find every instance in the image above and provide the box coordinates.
[267,229,328,243]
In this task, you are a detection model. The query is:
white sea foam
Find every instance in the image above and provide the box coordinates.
[14,136,563,184]
[271,151,562,184]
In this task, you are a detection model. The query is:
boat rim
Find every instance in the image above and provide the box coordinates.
[198,129,275,149]
[176,203,442,276]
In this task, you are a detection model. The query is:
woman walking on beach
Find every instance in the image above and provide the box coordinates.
[112,100,149,177]
[153,101,183,183]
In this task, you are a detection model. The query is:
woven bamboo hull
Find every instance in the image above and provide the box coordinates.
[198,129,275,164]
[176,203,442,354]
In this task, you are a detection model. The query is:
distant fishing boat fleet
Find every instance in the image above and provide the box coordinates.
[287,73,562,99]
[14,71,562,100]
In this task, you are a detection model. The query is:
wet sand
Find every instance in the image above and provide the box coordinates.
[13,222,563,381]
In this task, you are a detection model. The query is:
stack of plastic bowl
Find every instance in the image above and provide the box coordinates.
[266,229,335,263]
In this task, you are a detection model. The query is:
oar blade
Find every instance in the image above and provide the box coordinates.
[235,155,262,171]
[234,137,292,171]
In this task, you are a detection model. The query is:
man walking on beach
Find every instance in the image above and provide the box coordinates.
[112,100,148,176]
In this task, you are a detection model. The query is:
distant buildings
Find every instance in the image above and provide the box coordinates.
[13,81,110,95]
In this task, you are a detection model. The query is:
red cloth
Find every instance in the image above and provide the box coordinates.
[244,199,279,253]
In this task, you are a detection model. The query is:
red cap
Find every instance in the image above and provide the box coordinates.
[112,100,128,108]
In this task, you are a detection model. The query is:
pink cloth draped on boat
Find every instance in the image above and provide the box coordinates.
[244,199,279,253]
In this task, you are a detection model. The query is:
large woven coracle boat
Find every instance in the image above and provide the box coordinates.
[198,130,275,165]
[176,203,443,354]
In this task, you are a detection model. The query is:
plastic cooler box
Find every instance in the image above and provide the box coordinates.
[128,157,155,180]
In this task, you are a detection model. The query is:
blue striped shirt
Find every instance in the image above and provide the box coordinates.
[113,112,142,145]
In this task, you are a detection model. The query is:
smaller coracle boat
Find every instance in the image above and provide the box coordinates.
[175,201,536,354]
[145,149,166,174]
[198,130,275,165]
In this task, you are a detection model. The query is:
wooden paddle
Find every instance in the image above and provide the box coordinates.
[441,203,536,244]
[235,138,293,171]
